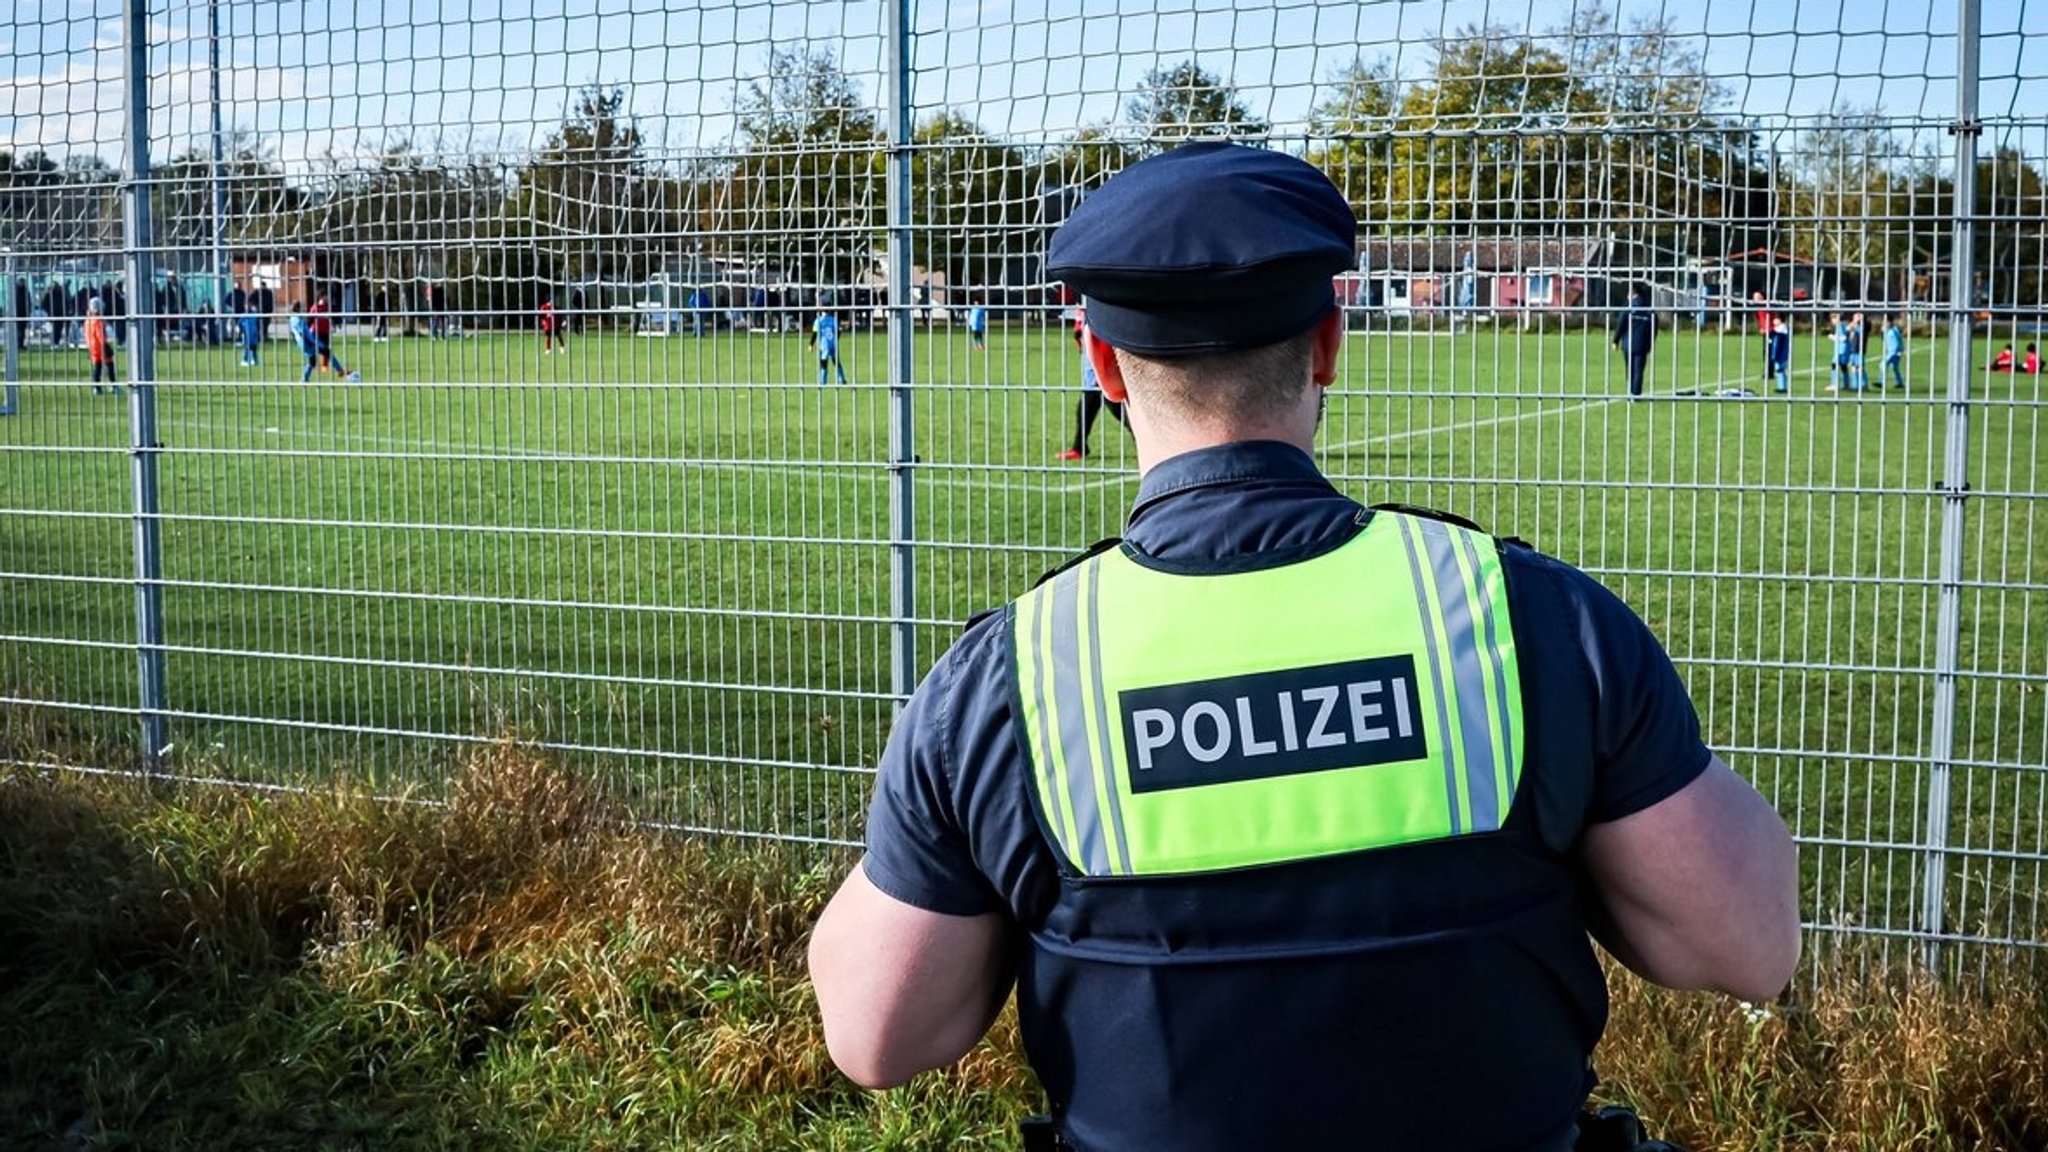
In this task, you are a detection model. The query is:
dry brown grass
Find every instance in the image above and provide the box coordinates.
[1601,953,2048,1150]
[5,732,2046,1150]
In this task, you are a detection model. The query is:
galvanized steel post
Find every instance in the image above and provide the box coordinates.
[885,0,918,708]
[123,0,169,773]
[1920,0,1983,968]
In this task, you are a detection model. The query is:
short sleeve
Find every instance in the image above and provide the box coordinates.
[859,640,1007,918]
[1550,563,1714,823]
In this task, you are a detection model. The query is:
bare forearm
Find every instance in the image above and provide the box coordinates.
[1584,759,1803,1002]
[809,863,1015,1088]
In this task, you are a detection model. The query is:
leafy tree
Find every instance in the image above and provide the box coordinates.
[145,134,303,290]
[1037,126,1140,203]
[718,47,883,284]
[1124,62,1269,155]
[1559,5,1762,260]
[1900,144,2048,308]
[501,84,683,291]
[1783,107,1915,284]
[1385,28,1577,228]
[1306,58,1400,219]
[910,111,1034,288]
[0,150,114,254]
[273,138,509,315]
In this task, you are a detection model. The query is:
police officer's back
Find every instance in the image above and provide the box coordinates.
[809,144,1800,1152]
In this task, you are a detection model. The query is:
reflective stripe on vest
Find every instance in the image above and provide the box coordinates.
[1013,511,1523,877]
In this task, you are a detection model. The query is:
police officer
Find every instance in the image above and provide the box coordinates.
[1612,284,1656,399]
[808,143,1800,1152]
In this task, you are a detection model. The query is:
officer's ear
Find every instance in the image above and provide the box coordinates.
[1310,307,1344,388]
[1086,324,1129,403]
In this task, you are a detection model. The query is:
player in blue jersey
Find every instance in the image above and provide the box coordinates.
[239,301,263,367]
[812,309,849,386]
[1881,315,1907,390]
[1768,317,1791,394]
[967,300,988,350]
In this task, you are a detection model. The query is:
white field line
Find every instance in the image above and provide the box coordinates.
[163,417,1098,496]
[1325,365,1827,454]
[161,364,1825,500]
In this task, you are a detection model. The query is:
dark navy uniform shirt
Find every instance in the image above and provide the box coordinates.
[1612,303,1656,358]
[862,440,1711,1150]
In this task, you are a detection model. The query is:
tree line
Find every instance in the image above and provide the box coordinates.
[4,7,2043,310]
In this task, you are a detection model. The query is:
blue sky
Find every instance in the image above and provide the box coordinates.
[3,0,2041,174]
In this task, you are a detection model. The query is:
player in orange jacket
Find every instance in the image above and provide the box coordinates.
[85,296,122,395]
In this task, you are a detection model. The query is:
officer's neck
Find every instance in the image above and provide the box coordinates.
[1128,395,1324,477]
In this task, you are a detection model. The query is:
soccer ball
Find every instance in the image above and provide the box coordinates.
[346,371,362,383]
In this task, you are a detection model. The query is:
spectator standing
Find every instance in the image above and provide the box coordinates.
[1611,285,1656,399]
[72,284,93,347]
[163,272,186,342]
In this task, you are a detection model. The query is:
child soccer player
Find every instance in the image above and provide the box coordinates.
[812,309,848,386]
[967,301,988,350]
[1990,343,2016,372]
[1752,292,1773,381]
[85,296,121,395]
[2025,344,2042,374]
[1846,312,1868,392]
[540,298,565,354]
[1058,304,1124,460]
[308,295,358,380]
[1881,316,1906,390]
[1826,313,1850,392]
[239,301,263,367]
[290,304,319,382]
[1768,317,1791,394]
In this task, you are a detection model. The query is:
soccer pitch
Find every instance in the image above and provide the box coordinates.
[4,320,2044,945]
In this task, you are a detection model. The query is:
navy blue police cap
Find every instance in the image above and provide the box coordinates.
[1047,141,1357,357]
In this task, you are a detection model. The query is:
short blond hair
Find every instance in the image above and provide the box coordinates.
[1115,330,1317,426]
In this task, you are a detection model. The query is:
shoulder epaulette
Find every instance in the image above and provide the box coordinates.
[1369,502,1533,551]
[1031,536,1123,589]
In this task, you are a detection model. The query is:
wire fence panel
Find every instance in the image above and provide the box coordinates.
[2,0,2043,970]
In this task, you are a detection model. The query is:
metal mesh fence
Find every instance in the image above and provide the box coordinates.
[3,0,2044,973]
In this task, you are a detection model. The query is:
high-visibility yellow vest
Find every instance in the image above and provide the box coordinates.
[1012,509,1524,877]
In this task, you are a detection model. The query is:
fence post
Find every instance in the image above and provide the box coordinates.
[122,0,169,774]
[207,0,230,327]
[884,0,918,707]
[1,248,18,414]
[1920,0,1983,969]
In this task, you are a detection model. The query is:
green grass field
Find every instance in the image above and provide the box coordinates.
[4,318,2045,956]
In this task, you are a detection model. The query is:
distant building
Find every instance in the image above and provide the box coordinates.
[1337,236,1615,320]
